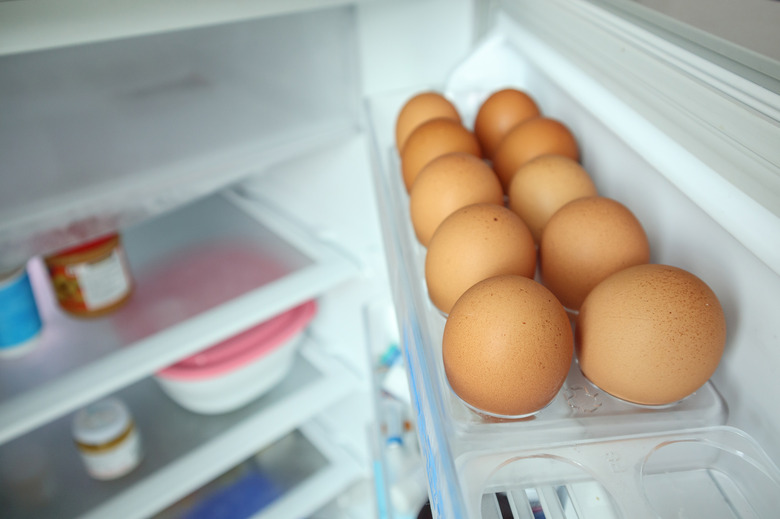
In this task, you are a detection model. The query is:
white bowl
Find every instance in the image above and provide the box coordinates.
[155,300,316,414]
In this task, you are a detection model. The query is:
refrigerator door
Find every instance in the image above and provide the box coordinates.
[367,1,780,518]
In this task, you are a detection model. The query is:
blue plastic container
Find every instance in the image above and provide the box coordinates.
[0,265,42,356]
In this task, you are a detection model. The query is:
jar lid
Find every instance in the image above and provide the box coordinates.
[72,398,132,446]
[50,234,118,259]
[157,299,317,381]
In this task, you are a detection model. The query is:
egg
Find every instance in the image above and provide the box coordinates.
[425,203,536,314]
[508,154,598,244]
[474,88,540,159]
[492,117,579,191]
[400,118,482,192]
[540,196,650,311]
[410,152,504,247]
[443,274,573,417]
[395,91,461,152]
[576,264,727,406]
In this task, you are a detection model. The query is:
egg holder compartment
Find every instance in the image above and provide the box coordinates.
[377,142,728,443]
[372,141,749,517]
[469,425,780,519]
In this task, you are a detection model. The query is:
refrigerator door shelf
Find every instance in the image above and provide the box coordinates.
[476,426,780,519]
[368,16,780,519]
[0,189,358,448]
[370,90,728,428]
[0,340,361,519]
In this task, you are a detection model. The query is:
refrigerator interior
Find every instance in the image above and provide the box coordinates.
[1,0,779,518]
[0,5,418,518]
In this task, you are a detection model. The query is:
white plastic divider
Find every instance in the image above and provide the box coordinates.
[0,189,359,447]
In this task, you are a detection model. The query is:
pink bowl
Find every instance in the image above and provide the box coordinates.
[158,299,317,381]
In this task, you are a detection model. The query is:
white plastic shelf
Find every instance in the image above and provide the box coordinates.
[0,339,359,519]
[0,7,359,268]
[0,190,358,447]
[0,0,372,57]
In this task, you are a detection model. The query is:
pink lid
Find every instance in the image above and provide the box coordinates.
[157,299,317,381]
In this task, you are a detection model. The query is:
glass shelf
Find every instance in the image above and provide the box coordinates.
[0,190,357,446]
[0,340,360,519]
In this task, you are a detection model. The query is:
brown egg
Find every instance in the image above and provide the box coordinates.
[425,203,536,314]
[474,88,540,159]
[508,154,598,244]
[400,118,482,192]
[410,152,504,247]
[443,274,573,417]
[492,117,579,191]
[540,196,650,311]
[395,91,461,152]
[576,264,727,406]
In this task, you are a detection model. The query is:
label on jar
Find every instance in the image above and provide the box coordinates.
[70,248,131,310]
[50,247,131,313]
[78,426,142,480]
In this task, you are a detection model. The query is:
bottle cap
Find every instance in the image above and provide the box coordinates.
[72,398,132,447]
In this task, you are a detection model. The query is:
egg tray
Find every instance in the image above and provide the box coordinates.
[370,133,779,517]
[371,136,773,516]
[379,144,727,445]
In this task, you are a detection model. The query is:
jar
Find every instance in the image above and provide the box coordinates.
[0,264,42,357]
[44,233,133,317]
[72,398,142,480]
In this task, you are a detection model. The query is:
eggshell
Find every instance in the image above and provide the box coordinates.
[508,154,598,244]
[443,274,573,417]
[425,203,536,314]
[410,152,504,247]
[395,91,461,152]
[540,196,649,311]
[400,118,482,192]
[576,264,727,406]
[474,88,540,159]
[492,117,579,191]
